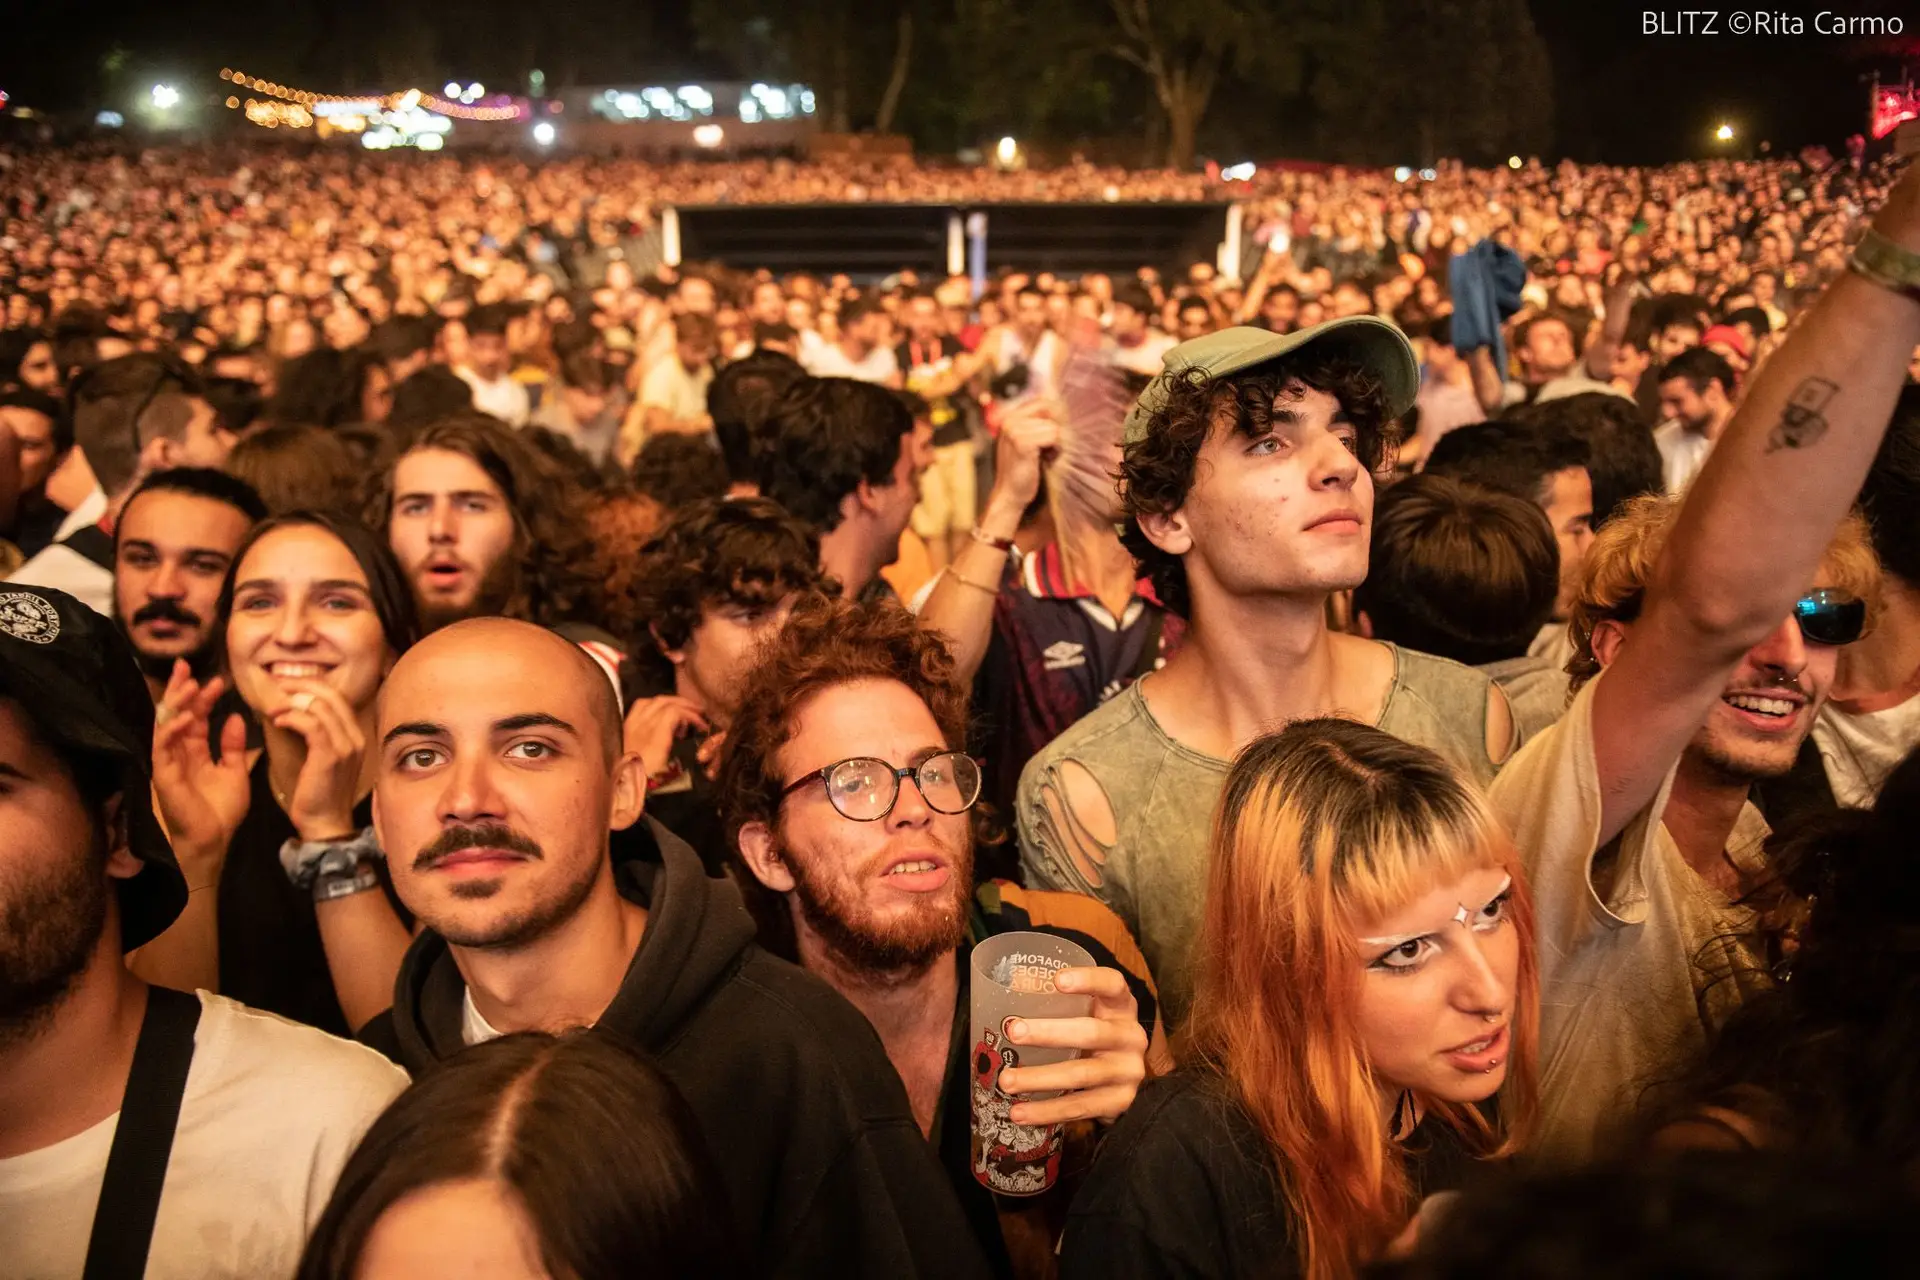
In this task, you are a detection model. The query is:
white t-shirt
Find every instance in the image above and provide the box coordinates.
[638,357,715,423]
[0,991,408,1280]
[1108,332,1176,377]
[456,367,532,428]
[1653,420,1716,495]
[1487,673,1771,1163]
[8,486,113,616]
[1813,692,1920,809]
[802,340,900,385]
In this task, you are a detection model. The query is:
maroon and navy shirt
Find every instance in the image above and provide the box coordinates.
[973,542,1186,827]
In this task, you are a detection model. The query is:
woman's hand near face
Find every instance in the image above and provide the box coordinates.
[151,660,251,884]
[270,679,370,841]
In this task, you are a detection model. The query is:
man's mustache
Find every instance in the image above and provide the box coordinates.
[412,823,544,871]
[132,598,200,628]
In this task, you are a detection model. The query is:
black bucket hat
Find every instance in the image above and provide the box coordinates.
[0,587,186,950]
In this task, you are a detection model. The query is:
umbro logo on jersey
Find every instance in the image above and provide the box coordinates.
[1043,641,1087,671]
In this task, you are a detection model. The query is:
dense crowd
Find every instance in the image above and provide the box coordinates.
[0,136,1918,1280]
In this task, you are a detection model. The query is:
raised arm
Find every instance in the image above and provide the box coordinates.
[1588,165,1920,844]
[917,400,1059,684]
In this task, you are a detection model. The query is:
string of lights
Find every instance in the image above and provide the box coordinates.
[219,69,526,122]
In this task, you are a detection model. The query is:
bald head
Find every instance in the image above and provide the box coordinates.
[380,617,622,766]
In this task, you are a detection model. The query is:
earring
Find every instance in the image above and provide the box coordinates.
[1390,1089,1415,1141]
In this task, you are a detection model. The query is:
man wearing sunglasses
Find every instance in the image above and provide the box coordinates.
[722,597,1159,1277]
[1486,161,1920,1165]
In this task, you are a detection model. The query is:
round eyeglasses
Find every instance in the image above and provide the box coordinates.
[778,751,983,822]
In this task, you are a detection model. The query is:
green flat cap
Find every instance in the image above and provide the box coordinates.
[1121,317,1421,447]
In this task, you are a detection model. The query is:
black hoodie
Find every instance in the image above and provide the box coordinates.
[362,820,991,1280]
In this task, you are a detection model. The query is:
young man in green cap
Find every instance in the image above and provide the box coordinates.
[1016,318,1516,1028]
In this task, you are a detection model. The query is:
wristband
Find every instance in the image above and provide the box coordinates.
[313,861,382,903]
[969,525,1016,553]
[280,828,383,890]
[1848,227,1920,302]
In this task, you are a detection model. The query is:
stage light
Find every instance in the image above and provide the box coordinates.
[151,84,180,110]
[692,123,725,148]
[1715,123,1734,141]
[1418,168,1437,181]
[1221,162,1256,182]
[95,110,124,128]
[1394,166,1412,182]
[444,82,461,98]
[996,136,1018,165]
[417,132,444,151]
[1507,155,1522,169]
[532,121,556,146]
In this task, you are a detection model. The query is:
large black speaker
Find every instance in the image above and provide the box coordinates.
[979,203,1229,275]
[676,204,951,275]
[673,202,1230,277]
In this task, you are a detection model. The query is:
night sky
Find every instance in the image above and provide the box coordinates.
[1,0,1915,163]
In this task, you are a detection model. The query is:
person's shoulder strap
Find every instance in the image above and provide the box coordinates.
[82,987,202,1280]
[62,524,115,571]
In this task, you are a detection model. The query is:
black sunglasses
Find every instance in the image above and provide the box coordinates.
[778,751,982,823]
[1793,589,1865,647]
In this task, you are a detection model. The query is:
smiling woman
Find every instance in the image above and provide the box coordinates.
[1060,720,1538,1280]
[146,511,421,1036]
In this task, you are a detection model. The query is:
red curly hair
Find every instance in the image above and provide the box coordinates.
[715,595,969,957]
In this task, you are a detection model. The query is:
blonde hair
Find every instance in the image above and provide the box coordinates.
[1183,719,1539,1280]
[1565,494,1883,690]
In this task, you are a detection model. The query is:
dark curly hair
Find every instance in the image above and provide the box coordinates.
[620,496,830,689]
[752,376,914,533]
[716,596,968,957]
[1119,353,1396,617]
[629,433,731,514]
[366,413,601,630]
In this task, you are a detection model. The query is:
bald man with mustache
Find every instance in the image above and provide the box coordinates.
[358,618,988,1280]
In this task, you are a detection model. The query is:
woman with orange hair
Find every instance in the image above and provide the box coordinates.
[1059,718,1538,1280]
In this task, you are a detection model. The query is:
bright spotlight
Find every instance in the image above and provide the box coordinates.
[1507,155,1522,169]
[1418,167,1437,181]
[1221,161,1256,182]
[444,82,461,98]
[995,136,1018,165]
[468,82,485,98]
[1393,166,1412,182]
[1715,123,1734,141]
[692,123,725,148]
[532,121,556,146]
[416,132,444,151]
[150,84,180,110]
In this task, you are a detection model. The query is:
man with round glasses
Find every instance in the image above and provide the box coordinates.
[1485,162,1920,1164]
[361,616,992,1279]
[722,597,1160,1276]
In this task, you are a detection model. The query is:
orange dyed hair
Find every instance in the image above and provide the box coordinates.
[1564,494,1882,691]
[1182,718,1539,1280]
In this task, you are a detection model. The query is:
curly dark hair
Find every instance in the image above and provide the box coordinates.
[629,433,731,514]
[1118,353,1396,618]
[618,496,830,690]
[752,376,914,533]
[366,412,601,630]
[716,596,968,957]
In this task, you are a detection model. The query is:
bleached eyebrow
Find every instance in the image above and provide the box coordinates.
[1359,875,1513,948]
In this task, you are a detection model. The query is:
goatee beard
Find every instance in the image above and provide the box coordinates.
[418,555,521,633]
[782,832,972,977]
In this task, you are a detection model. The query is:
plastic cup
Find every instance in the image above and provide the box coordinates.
[968,930,1095,1196]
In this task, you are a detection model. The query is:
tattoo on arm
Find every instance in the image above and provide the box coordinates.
[1765,377,1839,453]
